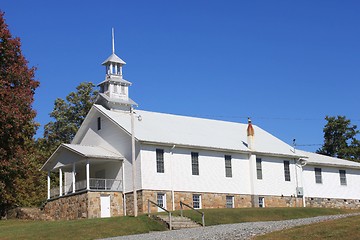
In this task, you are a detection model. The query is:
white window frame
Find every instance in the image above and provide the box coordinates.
[256,158,262,180]
[259,197,265,208]
[284,160,291,181]
[226,195,234,208]
[191,152,199,175]
[339,170,347,186]
[315,167,322,184]
[225,155,232,178]
[193,194,201,209]
[156,149,164,173]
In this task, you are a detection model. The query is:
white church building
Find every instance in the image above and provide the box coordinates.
[41,33,360,220]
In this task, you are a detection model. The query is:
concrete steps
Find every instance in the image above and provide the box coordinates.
[156,215,202,230]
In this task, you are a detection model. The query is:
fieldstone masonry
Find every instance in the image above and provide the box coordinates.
[43,191,123,220]
[306,197,360,209]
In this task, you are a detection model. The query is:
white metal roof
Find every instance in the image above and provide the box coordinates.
[41,144,124,171]
[102,53,126,65]
[95,104,301,158]
[296,149,360,169]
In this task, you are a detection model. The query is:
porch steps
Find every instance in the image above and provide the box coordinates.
[156,215,202,230]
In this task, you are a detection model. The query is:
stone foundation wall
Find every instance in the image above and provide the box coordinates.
[43,191,123,220]
[125,190,303,215]
[43,192,88,220]
[306,197,360,209]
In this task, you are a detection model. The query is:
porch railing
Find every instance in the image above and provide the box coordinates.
[49,178,122,199]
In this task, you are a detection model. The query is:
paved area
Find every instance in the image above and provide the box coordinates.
[102,213,360,240]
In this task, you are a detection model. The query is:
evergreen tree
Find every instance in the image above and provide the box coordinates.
[0,11,39,214]
[317,116,360,161]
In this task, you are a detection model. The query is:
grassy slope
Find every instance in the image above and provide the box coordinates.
[0,215,166,240]
[255,215,360,240]
[178,207,358,226]
[0,208,359,240]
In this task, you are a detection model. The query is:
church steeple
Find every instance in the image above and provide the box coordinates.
[96,28,137,111]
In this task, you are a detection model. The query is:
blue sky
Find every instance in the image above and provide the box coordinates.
[2,1,360,152]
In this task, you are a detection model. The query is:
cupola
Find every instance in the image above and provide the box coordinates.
[96,28,137,111]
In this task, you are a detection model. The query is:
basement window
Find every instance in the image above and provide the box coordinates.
[193,194,201,209]
[226,196,234,208]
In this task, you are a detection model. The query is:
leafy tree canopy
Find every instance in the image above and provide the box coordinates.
[0,11,39,213]
[317,116,360,161]
[41,82,98,152]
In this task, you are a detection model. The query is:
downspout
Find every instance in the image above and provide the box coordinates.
[247,118,256,207]
[170,145,176,211]
[122,161,126,216]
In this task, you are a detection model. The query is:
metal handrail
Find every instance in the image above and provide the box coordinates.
[147,199,172,230]
[180,201,205,227]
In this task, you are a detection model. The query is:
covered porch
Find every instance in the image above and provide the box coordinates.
[41,144,125,200]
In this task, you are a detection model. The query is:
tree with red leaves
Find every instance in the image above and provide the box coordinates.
[0,11,39,215]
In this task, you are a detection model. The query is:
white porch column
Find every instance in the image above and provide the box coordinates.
[64,171,67,196]
[86,159,90,190]
[72,162,76,193]
[59,168,63,197]
[47,171,51,199]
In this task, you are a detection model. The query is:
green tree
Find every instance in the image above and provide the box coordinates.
[0,11,39,214]
[317,116,360,161]
[41,82,98,152]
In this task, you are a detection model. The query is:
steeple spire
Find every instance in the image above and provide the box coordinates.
[112,27,115,54]
[96,28,137,111]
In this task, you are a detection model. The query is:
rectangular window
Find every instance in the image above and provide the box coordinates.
[259,197,265,208]
[191,152,199,175]
[156,149,164,173]
[193,194,201,209]
[256,158,262,180]
[339,170,347,186]
[157,193,166,211]
[284,160,291,181]
[97,117,101,130]
[226,196,234,208]
[225,155,232,177]
[315,167,322,184]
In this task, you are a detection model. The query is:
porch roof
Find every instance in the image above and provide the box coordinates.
[41,144,124,172]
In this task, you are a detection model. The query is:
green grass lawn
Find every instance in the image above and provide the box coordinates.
[0,215,167,240]
[255,215,360,240]
[0,208,358,240]
[177,207,358,226]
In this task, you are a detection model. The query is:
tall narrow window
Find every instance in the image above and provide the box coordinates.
[339,170,347,186]
[156,149,164,173]
[193,194,201,209]
[226,196,234,208]
[225,155,232,177]
[191,152,199,175]
[315,167,322,184]
[284,160,291,181]
[256,158,262,180]
[97,117,101,130]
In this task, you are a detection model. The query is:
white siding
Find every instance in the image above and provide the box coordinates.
[303,165,360,200]
[76,110,141,193]
[254,156,300,197]
[140,144,251,194]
